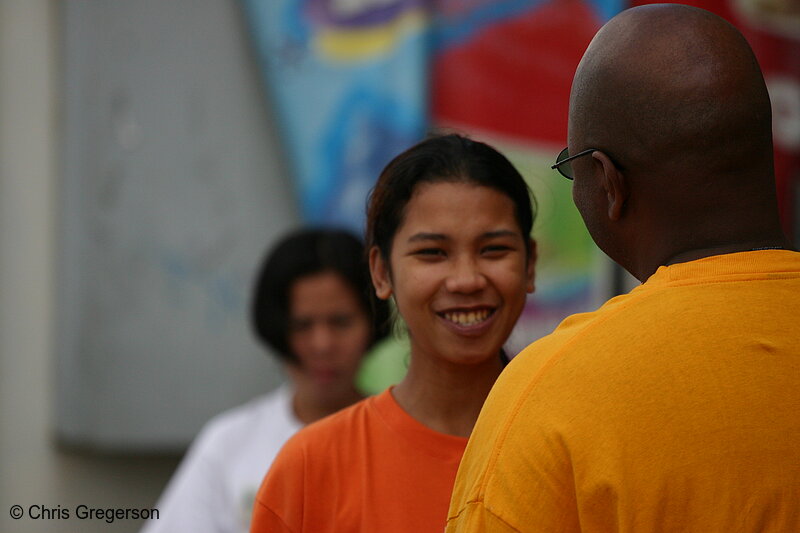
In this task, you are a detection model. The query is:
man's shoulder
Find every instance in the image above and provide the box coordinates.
[494,287,685,416]
[510,292,640,370]
[495,257,800,418]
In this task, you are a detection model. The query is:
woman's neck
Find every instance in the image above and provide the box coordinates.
[290,380,364,425]
[391,353,503,438]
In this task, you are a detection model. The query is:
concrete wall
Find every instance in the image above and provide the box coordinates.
[57,0,296,452]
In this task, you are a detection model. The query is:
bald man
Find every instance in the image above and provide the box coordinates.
[446,5,800,532]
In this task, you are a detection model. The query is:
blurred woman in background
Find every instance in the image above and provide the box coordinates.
[143,228,389,533]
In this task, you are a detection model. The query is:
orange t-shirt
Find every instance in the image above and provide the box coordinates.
[250,388,468,533]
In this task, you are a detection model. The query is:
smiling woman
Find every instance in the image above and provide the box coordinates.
[250,134,537,533]
[371,182,532,381]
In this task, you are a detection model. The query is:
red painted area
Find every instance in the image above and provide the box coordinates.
[431,0,602,144]
[738,25,800,239]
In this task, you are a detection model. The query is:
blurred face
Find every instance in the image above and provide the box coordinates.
[287,271,371,398]
[370,181,534,366]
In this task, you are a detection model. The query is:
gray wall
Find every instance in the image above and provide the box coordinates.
[58,0,298,451]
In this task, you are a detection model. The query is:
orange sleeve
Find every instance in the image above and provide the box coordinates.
[250,499,294,533]
[250,436,307,533]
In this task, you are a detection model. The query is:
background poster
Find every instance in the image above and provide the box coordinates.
[243,0,798,352]
[241,0,429,234]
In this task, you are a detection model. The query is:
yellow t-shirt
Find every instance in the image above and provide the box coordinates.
[447,250,800,533]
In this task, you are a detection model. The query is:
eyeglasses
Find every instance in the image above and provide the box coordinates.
[551,147,597,180]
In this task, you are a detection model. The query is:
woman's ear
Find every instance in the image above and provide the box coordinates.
[368,246,393,300]
[525,238,537,294]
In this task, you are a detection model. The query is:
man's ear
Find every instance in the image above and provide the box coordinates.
[368,246,393,300]
[593,151,628,221]
[525,238,537,294]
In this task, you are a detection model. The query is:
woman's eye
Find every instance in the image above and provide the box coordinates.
[289,319,312,332]
[414,248,445,258]
[329,315,355,329]
[482,245,512,256]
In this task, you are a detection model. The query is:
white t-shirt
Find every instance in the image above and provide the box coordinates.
[141,385,302,533]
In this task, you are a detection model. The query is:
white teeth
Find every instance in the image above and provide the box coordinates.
[443,309,491,326]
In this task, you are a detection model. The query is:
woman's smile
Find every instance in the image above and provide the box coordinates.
[437,306,498,339]
[440,307,495,328]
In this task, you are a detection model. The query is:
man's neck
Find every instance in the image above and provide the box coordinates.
[639,235,793,281]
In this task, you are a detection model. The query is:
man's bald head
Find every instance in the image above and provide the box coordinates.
[567,4,785,280]
[571,3,772,177]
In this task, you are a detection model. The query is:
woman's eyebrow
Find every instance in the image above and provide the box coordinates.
[481,229,519,240]
[407,232,447,243]
[407,230,519,243]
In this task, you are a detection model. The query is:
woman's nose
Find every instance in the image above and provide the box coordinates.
[445,257,487,294]
[308,324,336,355]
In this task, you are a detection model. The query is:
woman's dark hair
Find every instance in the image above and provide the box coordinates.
[251,228,390,365]
[366,133,535,261]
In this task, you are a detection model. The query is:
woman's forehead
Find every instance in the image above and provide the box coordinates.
[395,182,520,240]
